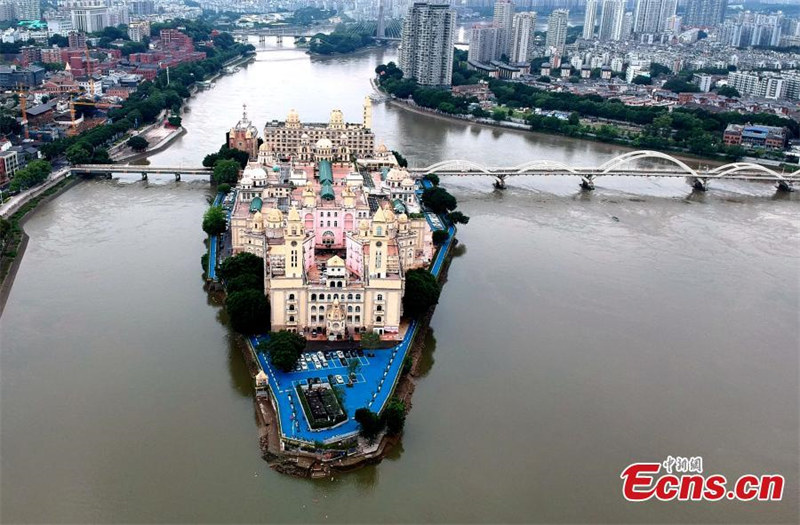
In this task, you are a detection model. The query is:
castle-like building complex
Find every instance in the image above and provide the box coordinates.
[226,103,434,341]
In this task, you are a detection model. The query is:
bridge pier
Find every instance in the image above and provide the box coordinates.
[141,172,148,181]
[777,180,794,193]
[580,176,595,191]
[689,177,708,191]
[259,35,265,43]
[494,175,506,189]
[276,34,283,44]
[175,173,181,182]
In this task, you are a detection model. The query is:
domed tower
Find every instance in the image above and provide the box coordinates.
[329,109,345,130]
[302,183,317,208]
[369,207,388,279]
[286,109,301,129]
[284,206,304,279]
[228,103,259,159]
[264,208,284,239]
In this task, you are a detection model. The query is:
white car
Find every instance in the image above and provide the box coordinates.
[335,375,344,384]
[301,362,308,370]
[317,351,325,360]
[337,351,345,359]
[305,354,312,362]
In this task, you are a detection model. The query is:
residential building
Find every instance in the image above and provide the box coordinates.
[229,112,434,340]
[510,12,536,63]
[546,9,569,52]
[583,0,597,39]
[598,0,624,41]
[262,103,376,161]
[127,21,150,43]
[468,25,502,63]
[15,0,39,20]
[399,2,457,87]
[684,0,727,27]
[493,0,514,58]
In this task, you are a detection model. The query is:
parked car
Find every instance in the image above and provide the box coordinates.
[337,350,345,359]
[335,375,344,385]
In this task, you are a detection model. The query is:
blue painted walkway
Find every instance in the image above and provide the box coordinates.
[207,192,224,281]
[251,195,457,444]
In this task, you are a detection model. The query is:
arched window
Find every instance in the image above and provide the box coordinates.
[327,294,332,300]
[330,282,336,288]
[320,306,325,312]
[333,294,339,300]
[376,316,382,323]
[289,316,295,322]
[337,281,342,288]
[311,294,317,301]
[347,305,353,312]
[376,305,382,312]
[356,294,361,300]
[347,294,353,300]
[311,306,317,313]
[289,293,295,300]
[377,294,383,301]
[355,306,361,313]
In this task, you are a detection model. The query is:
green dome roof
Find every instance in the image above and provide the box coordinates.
[249,196,263,213]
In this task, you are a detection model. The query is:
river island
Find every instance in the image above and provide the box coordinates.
[205,101,464,477]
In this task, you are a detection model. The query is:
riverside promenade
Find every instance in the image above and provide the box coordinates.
[248,183,455,445]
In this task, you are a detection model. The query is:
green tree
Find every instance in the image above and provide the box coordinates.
[225,272,263,294]
[492,108,507,121]
[360,331,381,349]
[392,150,408,167]
[381,398,406,436]
[127,135,149,151]
[259,330,305,372]
[423,173,439,186]
[663,77,699,93]
[65,142,93,164]
[168,115,182,127]
[213,159,240,185]
[202,205,226,236]
[421,187,457,214]
[716,85,740,98]
[226,289,270,334]
[448,211,470,224]
[355,408,384,440]
[402,268,441,319]
[218,252,264,282]
[632,75,652,85]
[217,183,231,194]
[432,229,448,245]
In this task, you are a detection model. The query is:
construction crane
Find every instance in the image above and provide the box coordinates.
[17,84,28,140]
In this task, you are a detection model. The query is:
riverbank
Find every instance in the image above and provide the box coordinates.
[384,97,738,169]
[0,176,80,316]
[112,126,187,163]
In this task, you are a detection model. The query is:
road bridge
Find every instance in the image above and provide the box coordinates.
[71,164,211,181]
[407,151,799,192]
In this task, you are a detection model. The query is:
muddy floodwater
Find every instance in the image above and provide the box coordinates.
[1,43,797,523]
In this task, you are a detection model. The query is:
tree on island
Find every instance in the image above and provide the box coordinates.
[432,229,449,246]
[355,408,384,440]
[448,211,470,225]
[360,331,382,349]
[423,173,439,186]
[225,272,263,294]
[382,397,406,436]
[402,268,441,319]
[127,135,149,152]
[213,159,240,185]
[226,289,270,335]
[259,330,305,372]
[168,115,182,127]
[421,186,457,215]
[202,205,227,236]
[218,252,264,282]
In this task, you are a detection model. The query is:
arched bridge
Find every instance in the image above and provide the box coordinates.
[408,151,800,192]
[71,164,211,181]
